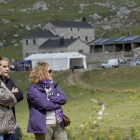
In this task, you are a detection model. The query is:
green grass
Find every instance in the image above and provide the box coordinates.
[8,67,140,139]
[82,66,140,90]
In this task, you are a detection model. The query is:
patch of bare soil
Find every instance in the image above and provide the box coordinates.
[67,72,76,85]
[67,71,94,89]
[112,68,119,74]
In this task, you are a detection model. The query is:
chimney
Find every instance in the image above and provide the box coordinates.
[82,17,86,22]
[60,37,64,46]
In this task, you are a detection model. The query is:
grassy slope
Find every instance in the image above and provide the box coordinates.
[9,67,140,139]
[81,66,140,90]
[1,0,140,60]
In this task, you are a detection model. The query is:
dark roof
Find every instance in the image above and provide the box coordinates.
[24,30,59,39]
[39,38,78,49]
[88,38,99,45]
[114,36,140,44]
[132,36,140,43]
[93,38,119,45]
[91,36,140,45]
[48,21,94,28]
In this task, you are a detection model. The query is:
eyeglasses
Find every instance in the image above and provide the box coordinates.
[48,69,52,74]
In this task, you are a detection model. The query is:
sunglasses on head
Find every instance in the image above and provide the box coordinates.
[48,69,52,74]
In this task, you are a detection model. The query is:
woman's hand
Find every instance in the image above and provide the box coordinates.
[12,87,18,93]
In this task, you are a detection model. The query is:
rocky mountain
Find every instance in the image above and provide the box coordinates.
[0,0,140,59]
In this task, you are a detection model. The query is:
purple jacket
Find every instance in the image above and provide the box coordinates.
[27,81,67,133]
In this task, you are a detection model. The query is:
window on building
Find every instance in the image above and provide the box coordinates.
[71,36,73,39]
[26,40,28,45]
[25,53,29,57]
[79,50,83,53]
[71,28,73,31]
[33,39,36,44]
[78,28,80,31]
[42,52,45,54]
[85,36,88,42]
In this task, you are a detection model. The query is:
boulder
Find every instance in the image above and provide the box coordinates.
[3,40,6,43]
[13,34,19,38]
[32,1,48,11]
[80,3,86,10]
[15,25,18,29]
[14,43,18,46]
[38,24,42,28]
[25,26,31,31]
[1,19,11,24]
[20,23,24,27]
[78,11,82,13]
[91,13,102,20]
[8,9,15,12]
[0,42,3,47]
[102,26,111,31]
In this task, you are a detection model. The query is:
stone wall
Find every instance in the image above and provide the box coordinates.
[67,39,90,54]
[55,27,95,43]
[85,52,123,62]
[133,47,140,58]
[43,22,95,43]
[22,38,49,59]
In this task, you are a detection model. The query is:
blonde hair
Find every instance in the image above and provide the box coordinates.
[29,61,51,84]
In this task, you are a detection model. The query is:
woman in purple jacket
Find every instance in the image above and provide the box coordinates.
[27,61,67,140]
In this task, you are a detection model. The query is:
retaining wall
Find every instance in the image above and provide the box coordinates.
[85,52,124,62]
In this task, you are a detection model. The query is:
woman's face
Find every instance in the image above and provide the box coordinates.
[47,66,52,80]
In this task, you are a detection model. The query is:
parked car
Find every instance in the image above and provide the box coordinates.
[136,59,140,65]
[126,58,136,66]
[127,58,135,61]
[101,59,119,69]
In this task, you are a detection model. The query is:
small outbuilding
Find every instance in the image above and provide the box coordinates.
[25,52,87,70]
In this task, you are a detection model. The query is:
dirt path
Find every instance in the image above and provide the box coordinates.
[67,70,94,89]
[67,72,76,86]
[67,70,131,92]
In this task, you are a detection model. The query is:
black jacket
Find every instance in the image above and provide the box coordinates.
[0,75,23,118]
